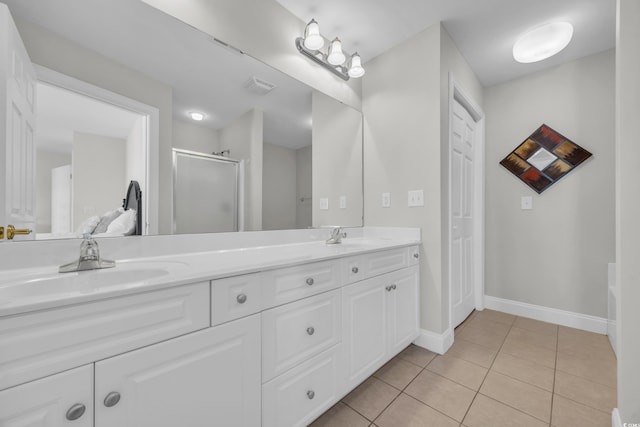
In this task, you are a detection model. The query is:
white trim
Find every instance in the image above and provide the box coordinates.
[448,73,486,333]
[33,64,160,235]
[484,295,607,334]
[612,408,622,427]
[413,328,454,355]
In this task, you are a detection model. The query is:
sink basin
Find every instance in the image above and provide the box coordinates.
[0,260,189,303]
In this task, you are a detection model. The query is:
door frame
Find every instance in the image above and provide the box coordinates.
[34,65,160,235]
[448,73,485,332]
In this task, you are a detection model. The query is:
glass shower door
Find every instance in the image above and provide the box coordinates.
[172,149,239,234]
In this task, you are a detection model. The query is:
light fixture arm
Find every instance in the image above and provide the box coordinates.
[295,37,350,81]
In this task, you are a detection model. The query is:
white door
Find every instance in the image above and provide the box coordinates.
[1,5,37,239]
[95,314,261,427]
[0,364,93,427]
[51,164,72,234]
[451,99,477,327]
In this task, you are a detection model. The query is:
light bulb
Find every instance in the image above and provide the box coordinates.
[348,52,365,78]
[189,112,205,121]
[513,22,573,63]
[303,19,324,51]
[327,38,346,65]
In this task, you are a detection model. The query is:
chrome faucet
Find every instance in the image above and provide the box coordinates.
[59,234,116,273]
[326,227,347,244]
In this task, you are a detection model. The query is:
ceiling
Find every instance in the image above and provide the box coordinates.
[276,0,616,86]
[2,0,616,154]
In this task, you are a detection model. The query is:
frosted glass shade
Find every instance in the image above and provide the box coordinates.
[348,53,365,78]
[303,19,324,50]
[513,22,573,63]
[327,38,346,65]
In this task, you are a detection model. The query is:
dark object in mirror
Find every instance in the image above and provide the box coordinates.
[123,180,142,236]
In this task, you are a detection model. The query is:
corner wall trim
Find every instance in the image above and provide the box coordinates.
[413,328,454,355]
[612,408,622,427]
[484,296,607,334]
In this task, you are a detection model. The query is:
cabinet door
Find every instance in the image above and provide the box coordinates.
[342,276,388,390]
[95,314,261,427]
[0,364,93,427]
[387,266,420,355]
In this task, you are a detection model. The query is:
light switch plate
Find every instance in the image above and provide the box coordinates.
[521,196,533,210]
[339,196,346,209]
[408,190,424,207]
[382,192,391,208]
[319,198,329,210]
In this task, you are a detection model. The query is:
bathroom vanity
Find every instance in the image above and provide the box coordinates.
[0,228,420,427]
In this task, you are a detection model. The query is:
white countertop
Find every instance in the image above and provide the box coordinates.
[0,232,420,317]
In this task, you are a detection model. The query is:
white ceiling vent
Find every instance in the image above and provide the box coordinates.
[243,77,276,95]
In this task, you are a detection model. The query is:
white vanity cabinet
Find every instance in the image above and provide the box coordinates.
[0,364,94,426]
[94,314,261,427]
[342,265,420,390]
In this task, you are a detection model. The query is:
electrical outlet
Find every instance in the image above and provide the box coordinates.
[382,192,391,208]
[408,190,424,207]
[339,196,346,209]
[521,196,533,210]
[319,198,329,210]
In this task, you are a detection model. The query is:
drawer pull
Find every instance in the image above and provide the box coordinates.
[351,266,359,274]
[236,293,247,304]
[413,252,419,259]
[306,390,315,400]
[306,326,315,335]
[306,277,315,286]
[104,391,121,408]
[66,403,86,421]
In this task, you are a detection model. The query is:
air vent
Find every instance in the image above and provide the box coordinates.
[243,77,276,95]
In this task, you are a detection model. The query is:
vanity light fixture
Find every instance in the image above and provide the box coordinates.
[513,22,574,63]
[189,111,205,121]
[296,19,365,81]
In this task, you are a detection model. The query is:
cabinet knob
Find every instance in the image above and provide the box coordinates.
[66,403,86,421]
[413,252,419,259]
[306,390,315,400]
[103,391,121,408]
[351,266,359,274]
[306,326,315,335]
[386,285,393,292]
[236,293,247,304]
[306,277,314,286]
[392,284,397,290]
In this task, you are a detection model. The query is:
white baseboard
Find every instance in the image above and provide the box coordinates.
[413,328,454,355]
[484,296,607,334]
[612,408,622,427]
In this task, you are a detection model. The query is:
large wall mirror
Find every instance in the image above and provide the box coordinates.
[0,0,363,241]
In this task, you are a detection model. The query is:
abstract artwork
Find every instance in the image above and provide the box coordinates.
[499,124,592,193]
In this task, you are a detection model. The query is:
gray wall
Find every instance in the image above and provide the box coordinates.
[616,0,640,422]
[35,150,71,233]
[312,91,363,228]
[296,145,312,229]
[363,23,482,335]
[484,50,615,317]
[172,119,220,154]
[262,142,297,230]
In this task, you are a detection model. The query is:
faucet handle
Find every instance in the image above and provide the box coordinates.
[80,234,100,261]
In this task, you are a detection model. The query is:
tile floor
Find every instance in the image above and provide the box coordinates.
[311,309,617,427]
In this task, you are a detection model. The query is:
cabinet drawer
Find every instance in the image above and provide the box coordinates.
[262,290,341,382]
[0,283,209,390]
[363,247,409,278]
[262,260,340,308]
[341,255,365,285]
[263,345,342,427]
[211,273,262,326]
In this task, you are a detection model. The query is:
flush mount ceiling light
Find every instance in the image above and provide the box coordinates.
[513,22,574,63]
[296,19,365,81]
[189,111,205,121]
